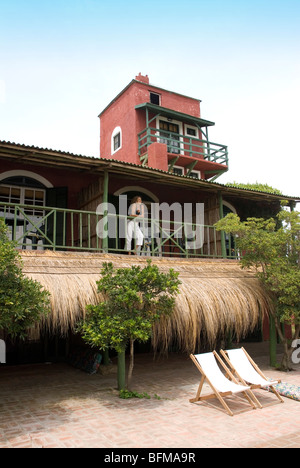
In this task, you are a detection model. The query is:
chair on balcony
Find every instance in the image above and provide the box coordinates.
[189,351,256,416]
[22,217,45,250]
[174,234,198,257]
[220,347,284,408]
[141,235,159,256]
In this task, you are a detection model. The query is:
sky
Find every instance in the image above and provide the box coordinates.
[0,0,299,199]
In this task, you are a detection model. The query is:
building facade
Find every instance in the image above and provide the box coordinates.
[0,75,298,363]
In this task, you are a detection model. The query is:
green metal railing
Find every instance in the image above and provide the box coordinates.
[0,202,237,258]
[138,127,228,166]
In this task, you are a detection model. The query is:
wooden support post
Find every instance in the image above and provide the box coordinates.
[103,349,110,366]
[102,170,109,252]
[218,192,227,258]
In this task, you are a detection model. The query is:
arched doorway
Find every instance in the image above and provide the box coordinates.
[109,186,158,253]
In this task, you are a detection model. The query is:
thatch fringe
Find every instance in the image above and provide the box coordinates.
[20,250,273,353]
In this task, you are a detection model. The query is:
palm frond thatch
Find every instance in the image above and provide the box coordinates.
[20,251,273,352]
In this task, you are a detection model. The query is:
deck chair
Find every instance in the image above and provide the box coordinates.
[189,351,256,416]
[220,347,284,408]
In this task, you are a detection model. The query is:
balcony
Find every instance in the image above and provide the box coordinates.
[138,126,228,162]
[0,202,237,259]
[135,102,228,180]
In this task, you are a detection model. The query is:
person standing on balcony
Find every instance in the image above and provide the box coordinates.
[126,195,145,255]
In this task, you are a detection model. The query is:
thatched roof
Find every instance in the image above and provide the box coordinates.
[20,251,273,353]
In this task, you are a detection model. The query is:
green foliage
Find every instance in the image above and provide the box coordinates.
[119,389,151,399]
[215,210,300,369]
[79,260,181,354]
[0,219,50,339]
[226,181,282,195]
[215,211,300,321]
[118,389,163,399]
[79,260,181,389]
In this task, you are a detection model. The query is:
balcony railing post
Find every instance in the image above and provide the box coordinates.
[1,201,230,260]
[53,210,57,251]
[218,192,227,259]
[13,205,18,242]
[139,126,227,167]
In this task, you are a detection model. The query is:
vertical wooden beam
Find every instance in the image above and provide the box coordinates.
[218,192,227,258]
[100,170,110,365]
[102,170,109,252]
[103,349,110,366]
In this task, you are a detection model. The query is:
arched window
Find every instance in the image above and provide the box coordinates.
[111,126,122,155]
[0,175,46,216]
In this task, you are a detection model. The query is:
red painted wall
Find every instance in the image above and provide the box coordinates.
[99,75,201,166]
[0,160,99,209]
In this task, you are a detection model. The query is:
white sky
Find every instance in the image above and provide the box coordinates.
[0,0,299,199]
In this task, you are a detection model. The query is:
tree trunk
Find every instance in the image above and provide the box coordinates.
[280,340,293,371]
[273,318,300,371]
[117,349,126,390]
[269,314,277,367]
[127,339,135,390]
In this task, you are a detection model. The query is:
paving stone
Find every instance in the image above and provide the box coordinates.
[0,343,299,448]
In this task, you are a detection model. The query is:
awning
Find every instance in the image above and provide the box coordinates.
[135,102,215,128]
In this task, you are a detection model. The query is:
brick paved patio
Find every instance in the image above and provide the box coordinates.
[0,343,299,448]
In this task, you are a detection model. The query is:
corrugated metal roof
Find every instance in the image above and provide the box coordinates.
[0,139,299,201]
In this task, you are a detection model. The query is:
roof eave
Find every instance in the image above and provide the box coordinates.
[135,102,215,127]
[0,140,299,203]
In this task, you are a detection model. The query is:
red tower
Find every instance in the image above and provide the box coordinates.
[99,74,228,180]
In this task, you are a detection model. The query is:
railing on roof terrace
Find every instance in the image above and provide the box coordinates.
[138,127,228,166]
[0,202,237,258]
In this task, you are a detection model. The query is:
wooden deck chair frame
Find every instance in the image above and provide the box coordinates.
[189,351,256,416]
[220,347,284,408]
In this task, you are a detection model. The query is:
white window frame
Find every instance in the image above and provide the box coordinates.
[155,116,184,155]
[149,92,161,105]
[184,124,199,139]
[172,165,184,176]
[187,169,201,179]
[0,170,52,188]
[111,126,122,155]
[0,183,46,216]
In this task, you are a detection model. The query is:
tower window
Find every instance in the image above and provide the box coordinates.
[150,92,160,105]
[113,133,121,151]
[185,126,198,138]
[111,126,122,154]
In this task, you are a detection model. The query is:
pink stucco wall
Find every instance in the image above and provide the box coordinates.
[99,75,201,166]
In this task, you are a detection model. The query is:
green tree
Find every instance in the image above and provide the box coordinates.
[79,260,181,390]
[0,219,50,340]
[215,210,300,370]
